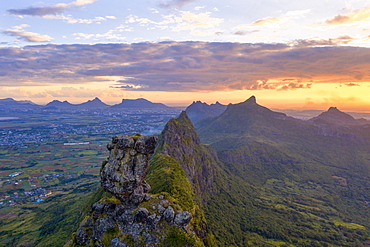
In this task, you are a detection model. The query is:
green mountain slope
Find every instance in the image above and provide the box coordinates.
[193,96,370,246]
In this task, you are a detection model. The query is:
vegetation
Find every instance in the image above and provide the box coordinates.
[147,154,195,212]
[194,100,370,246]
[0,183,99,247]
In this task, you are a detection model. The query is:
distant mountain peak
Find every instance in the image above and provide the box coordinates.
[324,107,353,118]
[185,100,227,123]
[0,98,39,107]
[0,98,16,102]
[328,107,339,112]
[310,106,359,125]
[177,111,194,127]
[76,97,109,108]
[244,95,257,104]
[111,98,169,109]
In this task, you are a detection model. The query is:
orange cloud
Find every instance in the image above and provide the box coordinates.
[326,7,370,25]
[3,24,52,42]
[235,9,310,29]
[249,17,281,26]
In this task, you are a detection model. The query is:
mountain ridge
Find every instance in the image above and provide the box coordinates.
[185,100,227,123]
[192,96,370,245]
[75,97,109,109]
[110,98,170,109]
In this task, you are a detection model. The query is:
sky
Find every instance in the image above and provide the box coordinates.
[1,0,370,111]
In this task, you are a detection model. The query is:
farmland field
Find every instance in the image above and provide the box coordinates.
[0,109,181,246]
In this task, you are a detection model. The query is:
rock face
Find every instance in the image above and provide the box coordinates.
[75,198,193,246]
[159,111,217,197]
[100,135,157,205]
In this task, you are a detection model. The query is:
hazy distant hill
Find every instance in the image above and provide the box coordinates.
[45,100,75,109]
[0,98,39,109]
[185,100,227,123]
[75,97,109,109]
[309,106,367,125]
[110,98,170,109]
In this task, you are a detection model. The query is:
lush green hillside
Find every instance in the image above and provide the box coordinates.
[194,97,370,246]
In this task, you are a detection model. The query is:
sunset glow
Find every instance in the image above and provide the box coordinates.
[1,0,370,112]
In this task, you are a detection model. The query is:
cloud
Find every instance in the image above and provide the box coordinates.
[345,83,360,87]
[247,80,312,91]
[7,6,64,16]
[235,9,311,29]
[110,84,144,89]
[292,36,354,47]
[64,0,98,7]
[125,10,223,36]
[45,14,116,24]
[7,0,98,17]
[158,0,196,9]
[171,11,224,32]
[72,23,132,41]
[233,30,259,36]
[2,24,52,42]
[325,7,370,25]
[1,42,370,92]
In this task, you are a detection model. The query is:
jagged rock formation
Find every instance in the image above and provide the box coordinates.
[101,135,157,205]
[185,100,227,123]
[68,134,203,247]
[74,196,194,246]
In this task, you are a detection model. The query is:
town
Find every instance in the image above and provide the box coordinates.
[0,107,182,210]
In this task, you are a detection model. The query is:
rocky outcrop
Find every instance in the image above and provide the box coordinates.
[100,135,157,205]
[74,197,193,246]
[69,134,200,247]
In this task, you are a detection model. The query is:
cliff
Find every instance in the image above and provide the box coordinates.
[66,134,205,247]
[155,112,218,198]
